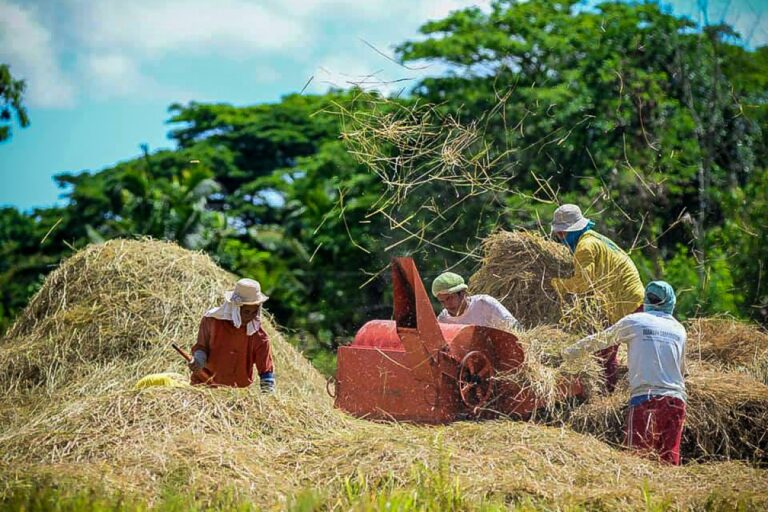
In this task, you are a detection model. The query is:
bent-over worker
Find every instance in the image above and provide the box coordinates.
[550,204,644,392]
[189,278,275,392]
[432,272,520,333]
[562,281,687,465]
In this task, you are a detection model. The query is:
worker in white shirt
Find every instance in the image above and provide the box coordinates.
[432,272,521,334]
[562,281,687,464]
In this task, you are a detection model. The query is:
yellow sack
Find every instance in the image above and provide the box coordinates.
[134,372,190,390]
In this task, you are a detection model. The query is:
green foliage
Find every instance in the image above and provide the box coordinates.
[2,0,768,343]
[391,0,767,323]
[0,64,29,142]
[653,244,741,320]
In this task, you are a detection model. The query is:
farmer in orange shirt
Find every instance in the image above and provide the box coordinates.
[188,278,275,391]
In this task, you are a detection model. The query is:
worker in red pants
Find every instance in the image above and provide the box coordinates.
[562,281,687,464]
[550,204,645,392]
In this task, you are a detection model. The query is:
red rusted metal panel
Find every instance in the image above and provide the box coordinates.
[333,257,584,423]
[335,345,459,423]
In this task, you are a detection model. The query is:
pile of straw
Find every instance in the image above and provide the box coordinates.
[687,317,768,384]
[469,231,572,328]
[1,239,767,509]
[497,326,604,417]
[470,230,768,465]
[567,363,768,464]
[504,325,768,465]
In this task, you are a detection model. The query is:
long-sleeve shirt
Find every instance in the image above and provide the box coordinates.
[190,316,274,388]
[551,231,644,324]
[564,311,687,401]
[437,294,520,333]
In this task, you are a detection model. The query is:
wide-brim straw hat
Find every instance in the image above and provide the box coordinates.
[551,204,591,232]
[224,278,269,305]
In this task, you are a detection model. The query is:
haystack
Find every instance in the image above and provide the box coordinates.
[2,239,768,509]
[567,363,768,465]
[0,239,327,425]
[497,326,605,416]
[469,231,572,328]
[687,317,768,384]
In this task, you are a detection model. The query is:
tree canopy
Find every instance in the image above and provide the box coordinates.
[1,0,766,347]
[0,64,29,142]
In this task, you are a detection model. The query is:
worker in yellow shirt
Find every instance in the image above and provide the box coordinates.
[550,204,645,392]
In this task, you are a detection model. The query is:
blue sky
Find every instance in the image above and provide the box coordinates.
[1,0,766,211]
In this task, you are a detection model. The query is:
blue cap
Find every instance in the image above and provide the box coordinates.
[644,281,676,314]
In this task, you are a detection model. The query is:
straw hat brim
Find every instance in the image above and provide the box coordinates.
[224,290,269,305]
[551,216,590,233]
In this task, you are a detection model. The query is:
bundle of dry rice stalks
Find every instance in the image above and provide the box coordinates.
[469,231,572,327]
[687,317,768,384]
[495,326,605,419]
[567,363,768,465]
[470,230,610,332]
[2,239,768,509]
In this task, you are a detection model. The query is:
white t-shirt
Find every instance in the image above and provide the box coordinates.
[566,311,687,401]
[437,294,520,333]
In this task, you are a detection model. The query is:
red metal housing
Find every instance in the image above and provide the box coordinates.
[333,257,582,423]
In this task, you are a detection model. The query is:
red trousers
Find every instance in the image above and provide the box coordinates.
[597,305,644,392]
[625,396,686,465]
[596,345,620,392]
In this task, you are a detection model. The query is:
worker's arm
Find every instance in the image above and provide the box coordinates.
[253,329,276,392]
[189,317,211,371]
[552,239,597,295]
[563,316,635,361]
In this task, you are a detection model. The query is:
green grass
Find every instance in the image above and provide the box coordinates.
[2,460,764,512]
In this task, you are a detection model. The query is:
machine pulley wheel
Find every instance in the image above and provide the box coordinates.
[458,350,494,409]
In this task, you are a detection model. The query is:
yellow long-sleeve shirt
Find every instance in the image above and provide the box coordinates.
[552,231,644,324]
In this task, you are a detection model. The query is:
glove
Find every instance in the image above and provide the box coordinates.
[188,350,207,371]
[259,372,276,393]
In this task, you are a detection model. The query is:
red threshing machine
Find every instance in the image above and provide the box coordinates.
[332,257,583,423]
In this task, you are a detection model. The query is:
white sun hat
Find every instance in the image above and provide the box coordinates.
[224,278,269,305]
[551,204,591,233]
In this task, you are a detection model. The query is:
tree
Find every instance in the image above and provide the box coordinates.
[0,64,29,142]
[389,0,768,321]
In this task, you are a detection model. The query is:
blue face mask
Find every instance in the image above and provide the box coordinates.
[644,281,676,314]
[559,221,595,253]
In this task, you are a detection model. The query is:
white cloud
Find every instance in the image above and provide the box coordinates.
[0,0,492,107]
[82,54,148,96]
[76,0,308,57]
[414,0,492,22]
[0,1,76,108]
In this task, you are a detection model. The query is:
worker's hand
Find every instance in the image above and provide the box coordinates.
[188,350,207,372]
[260,372,275,393]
